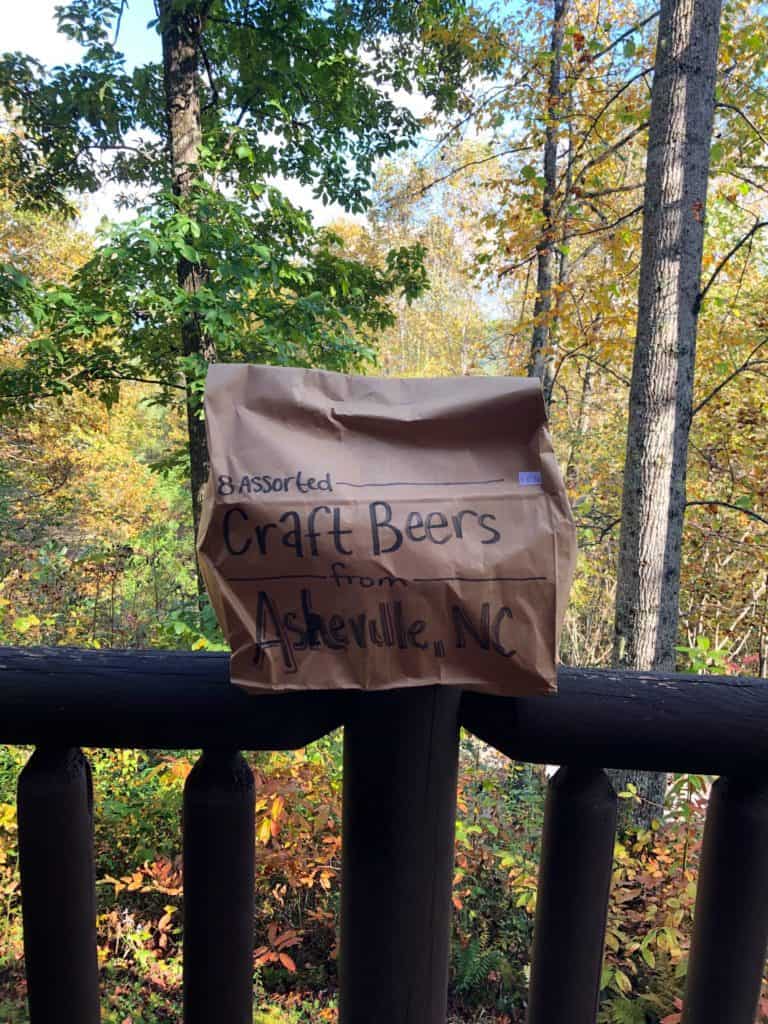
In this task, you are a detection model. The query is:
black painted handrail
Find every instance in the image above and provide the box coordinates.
[3,646,768,1024]
[1,646,766,775]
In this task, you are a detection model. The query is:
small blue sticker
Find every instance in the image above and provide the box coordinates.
[518,471,542,486]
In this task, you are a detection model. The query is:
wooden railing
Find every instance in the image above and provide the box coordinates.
[1,646,767,1024]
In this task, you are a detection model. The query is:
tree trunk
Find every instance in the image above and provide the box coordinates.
[159,0,214,568]
[611,0,722,829]
[758,573,767,678]
[529,0,569,409]
[565,360,593,489]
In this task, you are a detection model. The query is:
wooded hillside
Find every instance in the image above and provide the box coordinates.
[0,0,767,1020]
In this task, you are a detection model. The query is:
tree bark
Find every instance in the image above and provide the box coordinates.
[758,573,767,678]
[529,0,569,408]
[612,0,722,828]
[159,0,214,568]
[565,360,593,488]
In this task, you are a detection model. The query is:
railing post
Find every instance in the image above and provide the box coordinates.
[339,686,461,1024]
[682,775,768,1024]
[183,749,255,1024]
[17,746,100,1024]
[527,766,617,1024]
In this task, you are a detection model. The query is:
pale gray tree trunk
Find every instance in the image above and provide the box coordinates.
[611,0,722,828]
[565,360,593,489]
[529,0,569,409]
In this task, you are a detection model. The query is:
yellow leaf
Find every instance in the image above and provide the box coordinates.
[614,969,632,995]
[12,614,40,634]
[271,795,285,821]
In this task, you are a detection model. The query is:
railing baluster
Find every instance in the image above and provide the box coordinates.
[527,767,617,1024]
[339,686,461,1024]
[17,746,100,1024]
[183,749,255,1024]
[682,775,768,1024]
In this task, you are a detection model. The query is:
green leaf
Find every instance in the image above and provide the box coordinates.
[613,968,632,995]
[176,242,200,263]
[640,944,655,968]
[13,614,40,634]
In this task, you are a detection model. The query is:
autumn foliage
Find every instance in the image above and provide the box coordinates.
[2,0,768,1020]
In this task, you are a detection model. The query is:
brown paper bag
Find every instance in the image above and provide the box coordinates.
[197,364,576,696]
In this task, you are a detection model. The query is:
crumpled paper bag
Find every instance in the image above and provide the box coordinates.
[197,364,576,696]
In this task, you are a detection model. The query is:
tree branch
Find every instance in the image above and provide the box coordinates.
[200,42,220,111]
[588,9,660,63]
[497,252,538,278]
[686,501,768,527]
[571,122,649,190]
[113,0,127,45]
[562,67,652,188]
[574,513,622,545]
[577,181,643,199]
[695,220,768,313]
[558,343,632,387]
[569,203,644,239]
[715,102,768,147]
[692,337,768,416]
[498,202,642,279]
[0,376,186,406]
[421,82,518,159]
[409,146,532,198]
[726,168,768,198]
[94,375,187,391]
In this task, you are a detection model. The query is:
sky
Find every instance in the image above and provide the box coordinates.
[3,0,377,229]
[5,0,158,67]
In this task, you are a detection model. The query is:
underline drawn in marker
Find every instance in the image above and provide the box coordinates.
[335,478,505,488]
[226,574,329,582]
[414,575,547,583]
[225,574,547,584]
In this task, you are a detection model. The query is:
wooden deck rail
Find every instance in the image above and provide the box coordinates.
[1,646,767,1024]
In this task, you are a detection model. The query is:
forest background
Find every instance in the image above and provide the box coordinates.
[0,0,767,1021]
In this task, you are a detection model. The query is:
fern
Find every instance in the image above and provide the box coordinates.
[608,999,648,1024]
[452,936,505,996]
[599,993,664,1024]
